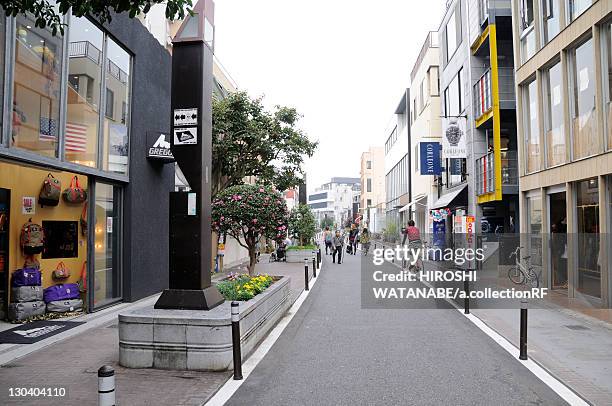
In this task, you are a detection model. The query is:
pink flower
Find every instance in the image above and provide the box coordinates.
[252,219,258,223]
[259,188,265,192]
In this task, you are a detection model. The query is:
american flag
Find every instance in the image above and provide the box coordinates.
[65,122,88,153]
[39,117,57,142]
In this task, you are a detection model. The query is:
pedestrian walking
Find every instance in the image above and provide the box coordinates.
[348,224,358,255]
[360,228,371,256]
[323,226,333,255]
[332,230,344,264]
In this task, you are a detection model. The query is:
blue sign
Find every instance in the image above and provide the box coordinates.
[419,142,441,175]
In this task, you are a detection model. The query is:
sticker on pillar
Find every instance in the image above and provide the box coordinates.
[173,108,198,126]
[174,127,198,145]
[187,192,197,216]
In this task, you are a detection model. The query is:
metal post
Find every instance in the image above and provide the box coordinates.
[464,269,470,314]
[519,300,528,360]
[317,248,321,267]
[312,254,317,278]
[304,259,309,291]
[98,365,115,406]
[231,301,243,379]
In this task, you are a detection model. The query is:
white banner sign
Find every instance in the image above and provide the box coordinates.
[441,117,467,158]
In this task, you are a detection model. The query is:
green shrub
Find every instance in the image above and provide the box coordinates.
[286,244,317,251]
[216,273,274,301]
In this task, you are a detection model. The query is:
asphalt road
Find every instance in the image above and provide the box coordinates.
[225,248,567,406]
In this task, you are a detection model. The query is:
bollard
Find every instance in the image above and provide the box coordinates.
[312,254,317,278]
[98,365,115,406]
[231,301,243,379]
[317,248,321,267]
[519,300,528,360]
[304,259,309,291]
[463,269,470,315]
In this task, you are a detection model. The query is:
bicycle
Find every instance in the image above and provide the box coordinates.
[508,246,539,288]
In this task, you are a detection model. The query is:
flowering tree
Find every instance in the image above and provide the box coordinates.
[288,204,317,246]
[212,184,288,275]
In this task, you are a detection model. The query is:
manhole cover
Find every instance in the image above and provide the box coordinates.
[564,325,589,331]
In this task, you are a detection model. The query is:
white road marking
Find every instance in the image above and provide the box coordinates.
[205,263,323,406]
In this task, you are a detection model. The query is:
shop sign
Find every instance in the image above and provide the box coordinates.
[441,117,467,158]
[419,142,441,175]
[173,108,198,126]
[187,192,197,216]
[173,127,198,145]
[147,132,174,162]
[22,196,35,215]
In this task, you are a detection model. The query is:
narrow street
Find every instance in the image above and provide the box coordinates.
[225,250,567,405]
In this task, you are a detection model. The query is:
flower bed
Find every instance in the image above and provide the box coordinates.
[217,273,274,301]
[286,244,317,251]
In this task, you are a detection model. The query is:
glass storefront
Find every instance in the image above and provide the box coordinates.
[576,178,600,298]
[548,191,567,289]
[12,15,63,158]
[93,182,122,308]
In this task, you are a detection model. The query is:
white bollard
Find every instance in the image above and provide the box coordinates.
[98,365,116,406]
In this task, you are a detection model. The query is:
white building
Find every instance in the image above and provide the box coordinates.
[308,177,361,228]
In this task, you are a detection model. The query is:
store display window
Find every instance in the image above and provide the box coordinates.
[0,161,88,319]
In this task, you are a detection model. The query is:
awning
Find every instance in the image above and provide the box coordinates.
[430,184,468,210]
[398,194,427,213]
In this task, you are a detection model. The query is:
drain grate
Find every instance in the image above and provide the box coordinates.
[564,325,589,331]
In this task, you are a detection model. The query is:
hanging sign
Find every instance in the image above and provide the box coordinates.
[147,132,174,162]
[442,117,467,158]
[419,142,441,175]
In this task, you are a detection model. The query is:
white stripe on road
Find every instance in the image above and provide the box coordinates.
[381,256,588,406]
[205,263,324,406]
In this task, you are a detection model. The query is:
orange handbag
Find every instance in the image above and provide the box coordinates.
[52,261,71,279]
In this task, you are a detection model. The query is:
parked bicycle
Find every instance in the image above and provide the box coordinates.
[508,246,539,288]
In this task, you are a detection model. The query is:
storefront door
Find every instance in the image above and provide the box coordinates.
[91,182,122,309]
[575,178,600,298]
[548,191,567,290]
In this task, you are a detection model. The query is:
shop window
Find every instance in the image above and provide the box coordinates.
[605,23,612,150]
[569,38,598,160]
[523,80,541,173]
[94,182,122,308]
[12,16,63,158]
[444,3,461,63]
[543,61,566,167]
[576,178,600,298]
[367,178,372,193]
[102,38,131,175]
[568,0,592,22]
[527,194,542,267]
[366,160,372,169]
[542,0,561,44]
[0,17,4,136]
[66,16,103,168]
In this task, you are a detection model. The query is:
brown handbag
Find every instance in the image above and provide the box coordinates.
[52,261,71,279]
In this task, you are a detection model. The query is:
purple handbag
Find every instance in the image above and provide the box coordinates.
[12,268,42,287]
[43,283,80,303]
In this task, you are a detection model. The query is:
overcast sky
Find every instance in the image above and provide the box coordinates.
[214,0,444,192]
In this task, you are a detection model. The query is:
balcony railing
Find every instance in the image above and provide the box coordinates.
[108,60,128,84]
[473,67,516,121]
[69,41,101,64]
[476,150,518,196]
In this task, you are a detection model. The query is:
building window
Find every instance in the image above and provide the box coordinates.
[444,69,462,117]
[519,0,537,63]
[105,88,114,119]
[415,144,419,171]
[523,79,541,173]
[542,0,561,43]
[576,178,599,298]
[419,78,426,112]
[526,194,542,267]
[366,160,372,169]
[543,61,566,167]
[102,38,131,175]
[367,199,372,207]
[569,38,597,160]
[604,22,612,150]
[444,3,462,63]
[367,178,372,193]
[568,0,592,22]
[12,15,63,158]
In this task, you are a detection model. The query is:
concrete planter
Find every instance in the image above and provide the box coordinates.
[118,276,291,371]
[285,249,316,263]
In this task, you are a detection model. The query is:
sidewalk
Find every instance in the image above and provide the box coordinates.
[0,260,311,405]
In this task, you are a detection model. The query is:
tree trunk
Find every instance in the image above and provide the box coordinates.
[247,247,258,276]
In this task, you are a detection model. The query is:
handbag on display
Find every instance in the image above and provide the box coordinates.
[12,268,42,287]
[39,173,61,207]
[52,261,70,280]
[11,286,44,302]
[24,255,40,269]
[43,283,80,303]
[62,176,87,204]
[8,301,46,321]
[80,203,88,236]
[77,261,87,293]
[46,299,83,313]
[20,220,44,255]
